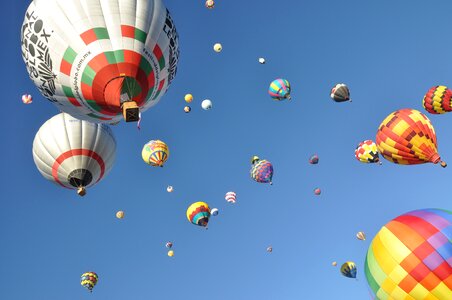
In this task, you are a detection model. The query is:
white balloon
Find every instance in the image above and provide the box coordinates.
[258,57,266,64]
[33,113,116,196]
[213,43,222,53]
[211,208,219,216]
[167,185,174,193]
[201,99,212,110]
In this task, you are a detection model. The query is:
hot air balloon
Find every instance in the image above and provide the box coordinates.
[21,0,179,124]
[205,0,214,9]
[250,156,273,185]
[167,185,174,193]
[376,109,446,167]
[184,106,191,113]
[184,94,193,103]
[201,99,212,110]
[309,154,319,164]
[269,78,291,101]
[365,209,452,300]
[116,211,124,219]
[142,140,169,167]
[314,188,321,195]
[267,246,273,253]
[186,202,211,228]
[225,191,236,204]
[332,261,338,267]
[340,262,357,279]
[211,208,219,216]
[32,113,116,196]
[356,231,366,241]
[355,140,381,164]
[258,57,266,64]
[213,43,222,53]
[22,94,32,104]
[167,250,174,257]
[166,241,173,249]
[423,86,452,114]
[330,83,351,102]
[81,271,98,293]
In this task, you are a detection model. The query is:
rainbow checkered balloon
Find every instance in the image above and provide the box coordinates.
[365,209,452,300]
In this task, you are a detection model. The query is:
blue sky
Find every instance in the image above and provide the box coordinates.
[3,0,452,299]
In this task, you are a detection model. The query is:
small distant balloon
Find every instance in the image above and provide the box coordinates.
[142,140,169,167]
[202,99,212,110]
[205,0,214,9]
[314,188,321,195]
[213,43,222,53]
[211,208,219,216]
[166,241,173,249]
[267,246,273,253]
[269,78,291,101]
[356,231,366,241]
[340,262,357,279]
[309,154,319,164]
[225,191,236,204]
[258,57,266,64]
[22,94,32,104]
[116,211,124,219]
[184,106,191,113]
[168,250,174,257]
[332,261,337,267]
[184,94,193,103]
[330,83,351,102]
[251,156,273,185]
[167,185,174,193]
[81,272,98,293]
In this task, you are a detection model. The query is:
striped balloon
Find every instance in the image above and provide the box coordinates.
[81,271,98,292]
[423,86,452,114]
[251,157,273,185]
[268,78,291,101]
[141,140,169,167]
[355,140,380,164]
[186,202,211,228]
[309,154,319,164]
[330,83,351,102]
[365,209,452,300]
[376,109,446,167]
[225,191,236,203]
[341,262,357,279]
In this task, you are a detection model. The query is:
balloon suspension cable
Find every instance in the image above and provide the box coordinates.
[270,181,273,185]
[137,112,142,130]
[440,161,447,168]
[378,161,382,165]
[286,94,291,100]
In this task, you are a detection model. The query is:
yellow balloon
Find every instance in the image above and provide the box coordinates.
[116,211,124,219]
[184,94,193,103]
[167,250,174,257]
[213,43,222,53]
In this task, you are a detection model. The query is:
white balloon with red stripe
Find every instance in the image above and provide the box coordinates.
[32,113,116,196]
[225,191,236,203]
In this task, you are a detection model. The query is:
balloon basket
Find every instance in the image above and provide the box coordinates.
[77,187,86,197]
[123,101,139,122]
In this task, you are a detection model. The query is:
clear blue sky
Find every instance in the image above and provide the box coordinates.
[3,1,452,299]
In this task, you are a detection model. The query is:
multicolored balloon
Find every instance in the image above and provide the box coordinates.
[355,140,381,164]
[365,209,452,300]
[166,241,173,249]
[32,113,116,196]
[309,154,319,164]
[21,0,179,124]
[356,231,366,241]
[314,188,321,195]
[376,109,446,167]
[423,86,452,114]
[81,271,98,292]
[22,94,32,104]
[205,0,214,9]
[340,262,357,279]
[184,106,191,113]
[269,78,291,101]
[330,83,351,102]
[186,202,211,228]
[184,94,193,103]
[141,140,169,167]
[250,156,273,185]
[225,191,236,203]
[116,211,124,219]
